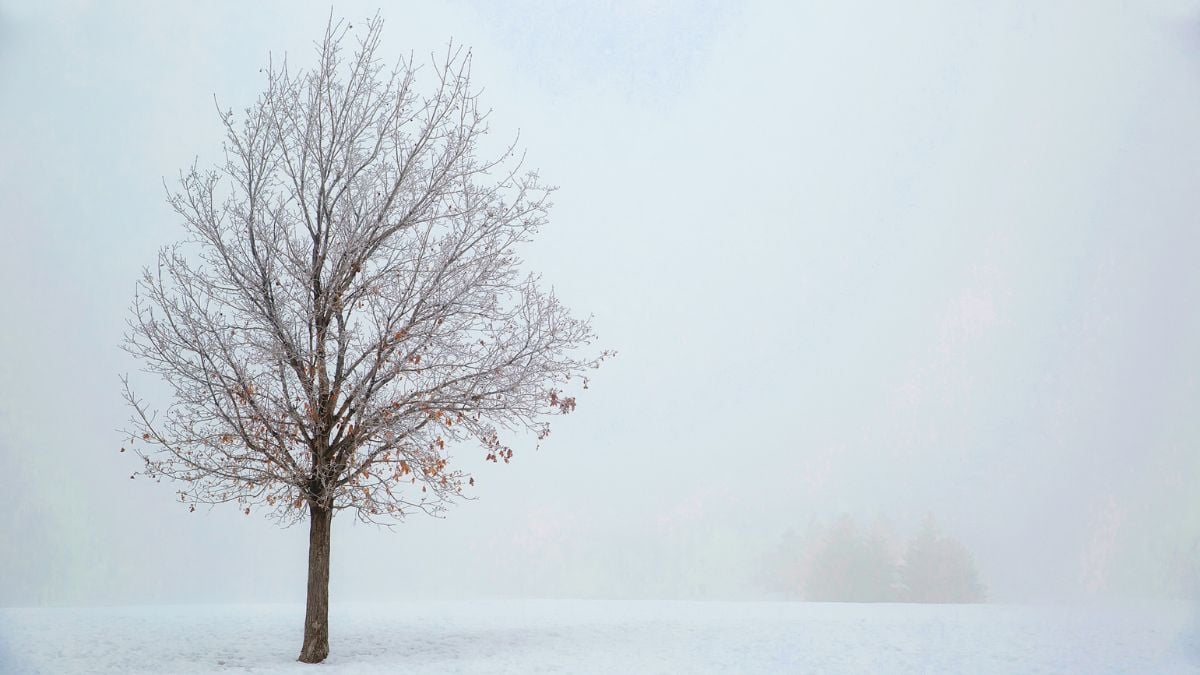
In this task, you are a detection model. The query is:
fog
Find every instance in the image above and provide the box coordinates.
[2,0,1200,607]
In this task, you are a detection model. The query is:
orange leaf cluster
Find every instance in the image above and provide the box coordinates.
[393,460,412,479]
[548,390,577,414]
[234,383,255,403]
[424,458,448,476]
[485,448,514,463]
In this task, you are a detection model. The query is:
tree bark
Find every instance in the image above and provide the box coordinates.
[297,504,333,663]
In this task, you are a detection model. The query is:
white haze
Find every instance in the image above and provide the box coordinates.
[1,0,1200,607]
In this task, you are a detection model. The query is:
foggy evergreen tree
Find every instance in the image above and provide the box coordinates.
[898,514,986,603]
[770,514,985,603]
[762,523,813,597]
[121,15,606,663]
[804,515,897,602]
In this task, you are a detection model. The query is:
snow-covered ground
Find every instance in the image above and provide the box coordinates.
[1,600,1197,674]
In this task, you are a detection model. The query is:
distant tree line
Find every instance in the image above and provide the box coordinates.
[767,513,985,603]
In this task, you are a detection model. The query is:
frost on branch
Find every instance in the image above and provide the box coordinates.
[120,16,607,526]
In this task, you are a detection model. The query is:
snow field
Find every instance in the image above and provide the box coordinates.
[1,600,1197,674]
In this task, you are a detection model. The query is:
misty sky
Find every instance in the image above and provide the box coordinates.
[2,0,1200,606]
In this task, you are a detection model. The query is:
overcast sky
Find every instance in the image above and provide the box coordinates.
[2,0,1200,606]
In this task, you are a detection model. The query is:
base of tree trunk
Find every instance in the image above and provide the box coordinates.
[297,637,329,664]
[300,634,333,662]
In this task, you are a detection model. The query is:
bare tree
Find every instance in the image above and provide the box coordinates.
[122,15,606,664]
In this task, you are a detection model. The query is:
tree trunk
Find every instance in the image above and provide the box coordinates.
[297,504,333,663]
